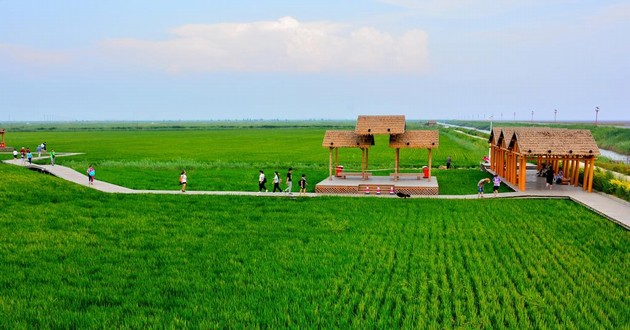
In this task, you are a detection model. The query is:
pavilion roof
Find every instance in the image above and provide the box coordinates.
[389,130,439,148]
[322,130,374,148]
[508,128,600,157]
[355,115,406,135]
[488,127,503,144]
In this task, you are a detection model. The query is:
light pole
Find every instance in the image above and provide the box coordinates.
[595,107,600,126]
[554,109,557,123]
[513,112,516,121]
[531,110,534,123]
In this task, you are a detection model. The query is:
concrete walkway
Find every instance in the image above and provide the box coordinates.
[4,155,629,230]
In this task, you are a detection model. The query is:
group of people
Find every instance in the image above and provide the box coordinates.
[538,164,564,189]
[12,142,55,165]
[477,174,502,198]
[177,167,308,195]
[258,168,307,195]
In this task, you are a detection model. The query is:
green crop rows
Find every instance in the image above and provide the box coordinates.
[0,164,628,328]
[4,126,502,194]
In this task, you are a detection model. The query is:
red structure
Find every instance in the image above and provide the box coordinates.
[0,129,6,148]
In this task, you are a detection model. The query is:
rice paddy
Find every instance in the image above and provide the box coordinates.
[0,124,627,328]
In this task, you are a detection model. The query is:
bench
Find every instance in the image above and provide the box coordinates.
[339,172,372,179]
[390,173,424,180]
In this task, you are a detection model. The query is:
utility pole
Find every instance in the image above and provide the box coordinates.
[554,109,557,123]
[531,110,534,123]
[595,107,600,126]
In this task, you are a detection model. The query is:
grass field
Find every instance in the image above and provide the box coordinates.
[0,164,628,328]
[2,125,504,194]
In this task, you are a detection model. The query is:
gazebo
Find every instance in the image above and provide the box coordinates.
[0,128,5,148]
[389,130,439,181]
[317,115,440,195]
[489,127,600,192]
[323,130,374,180]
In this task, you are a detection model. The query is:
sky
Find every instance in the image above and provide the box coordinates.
[1,0,628,122]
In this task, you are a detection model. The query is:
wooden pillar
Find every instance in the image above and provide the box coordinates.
[519,154,527,191]
[499,149,508,178]
[362,148,370,180]
[394,148,400,181]
[511,153,516,184]
[587,158,595,192]
[537,156,542,172]
[582,157,590,190]
[329,147,333,180]
[490,145,496,171]
[428,148,433,182]
[335,148,339,168]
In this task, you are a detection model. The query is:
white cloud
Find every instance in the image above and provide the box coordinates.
[0,44,72,67]
[100,17,429,74]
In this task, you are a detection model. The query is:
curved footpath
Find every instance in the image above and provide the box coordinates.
[4,155,629,230]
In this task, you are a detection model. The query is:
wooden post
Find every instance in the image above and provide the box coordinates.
[519,154,527,191]
[363,148,370,180]
[394,148,400,181]
[587,158,595,192]
[428,148,433,182]
[329,147,333,180]
[508,151,518,185]
[582,157,590,191]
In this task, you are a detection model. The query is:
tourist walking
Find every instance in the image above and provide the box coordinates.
[284,167,293,195]
[87,165,95,185]
[493,174,501,197]
[258,170,267,192]
[12,149,18,159]
[50,149,56,166]
[446,156,452,169]
[299,174,307,196]
[545,165,555,189]
[26,149,32,164]
[477,178,490,198]
[20,147,26,164]
[36,145,42,157]
[179,170,187,192]
[272,171,281,192]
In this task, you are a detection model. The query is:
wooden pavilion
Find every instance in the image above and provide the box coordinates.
[317,115,440,195]
[322,130,374,180]
[489,127,600,192]
[0,129,5,148]
[389,130,439,181]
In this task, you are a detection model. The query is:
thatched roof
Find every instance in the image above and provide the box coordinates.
[389,130,439,148]
[496,127,518,148]
[322,130,374,148]
[355,115,406,135]
[510,128,600,157]
[488,127,503,145]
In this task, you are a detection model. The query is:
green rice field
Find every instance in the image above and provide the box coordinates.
[1,123,627,328]
[0,164,628,328]
[3,125,503,194]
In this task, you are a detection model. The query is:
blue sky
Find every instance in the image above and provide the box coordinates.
[1,0,628,121]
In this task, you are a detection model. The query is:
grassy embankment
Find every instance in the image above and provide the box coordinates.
[0,164,628,328]
[3,125,509,195]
